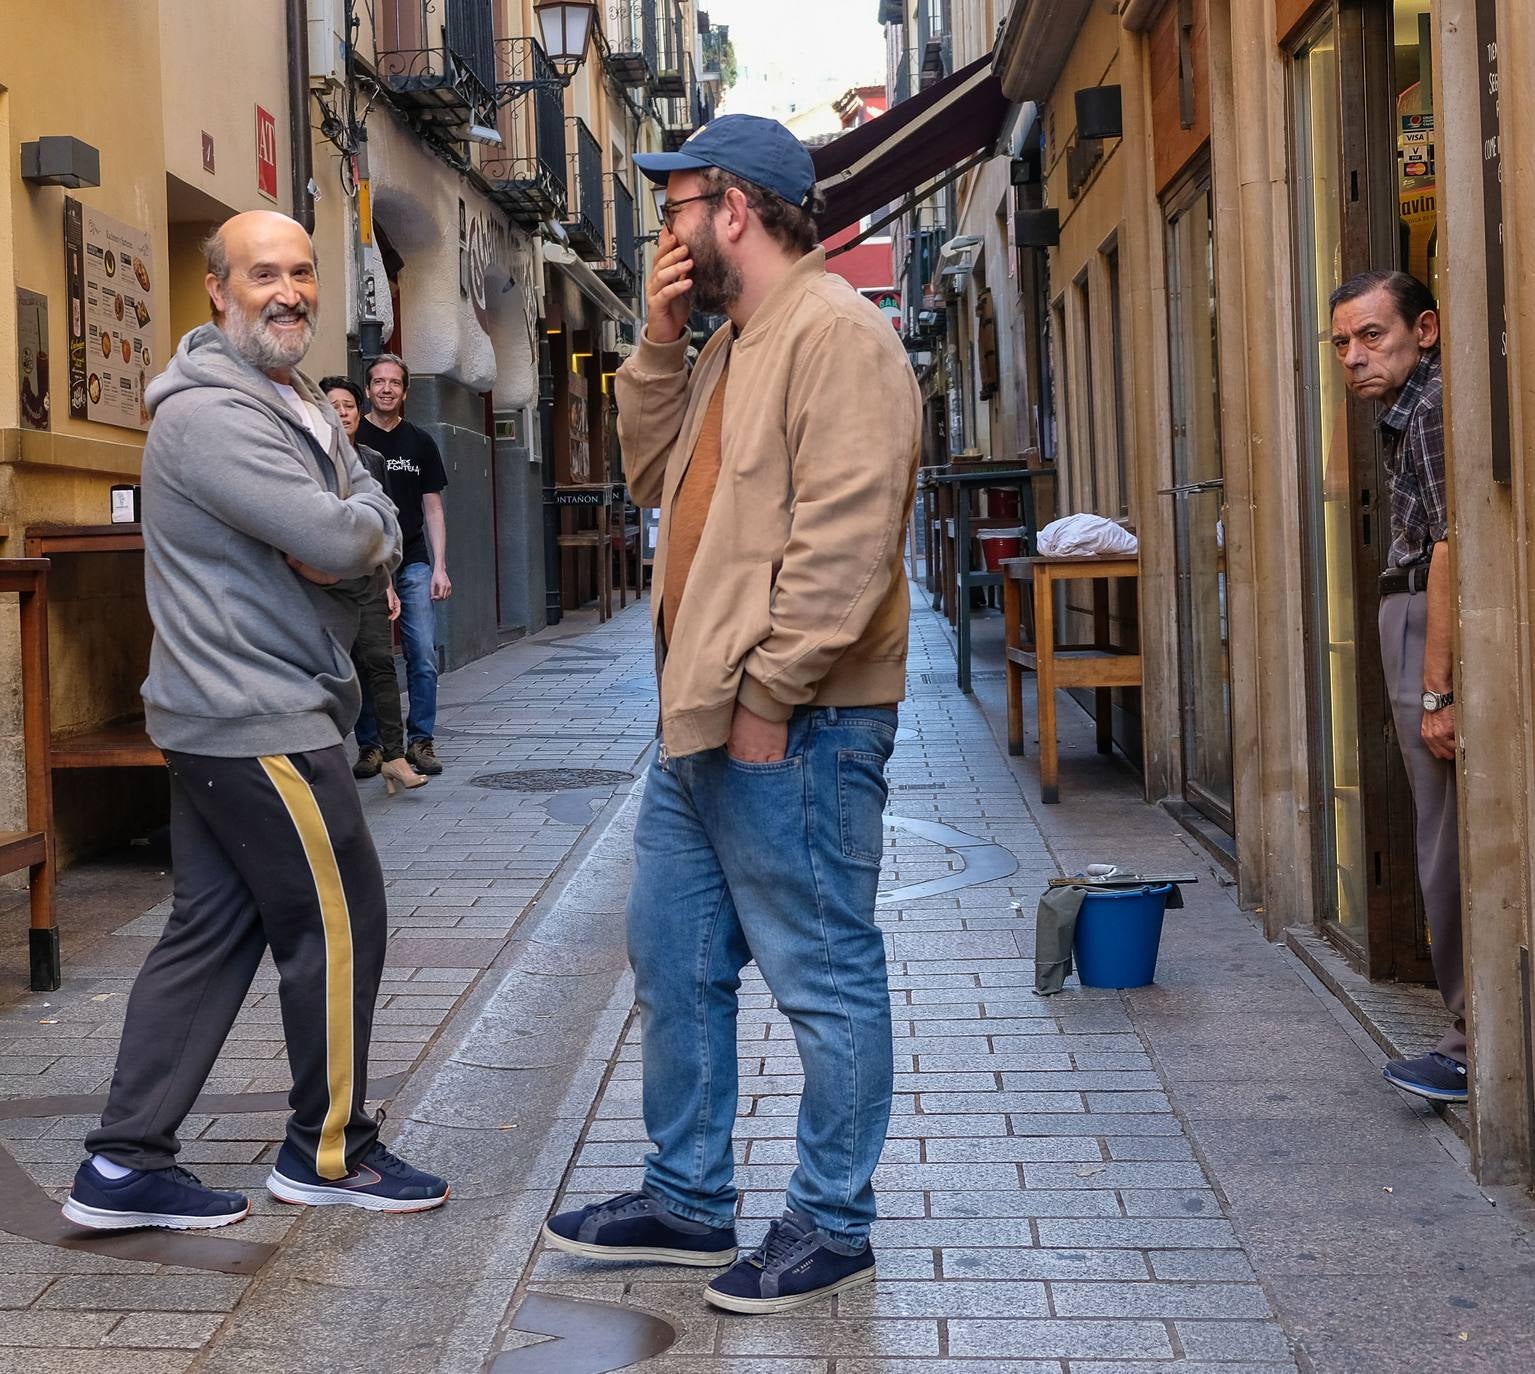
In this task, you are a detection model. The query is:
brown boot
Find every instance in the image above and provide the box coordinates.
[353,745,384,779]
[406,738,443,776]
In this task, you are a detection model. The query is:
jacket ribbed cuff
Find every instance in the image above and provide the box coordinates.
[636,330,690,371]
[737,674,795,723]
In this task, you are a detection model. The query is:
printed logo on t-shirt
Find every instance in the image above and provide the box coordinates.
[385,456,421,476]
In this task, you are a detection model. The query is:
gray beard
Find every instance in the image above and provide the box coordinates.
[223,296,316,371]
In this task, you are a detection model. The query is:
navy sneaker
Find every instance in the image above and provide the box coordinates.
[705,1212,875,1314]
[1383,1052,1469,1103]
[62,1160,249,1231]
[542,1190,738,1266]
[266,1139,449,1212]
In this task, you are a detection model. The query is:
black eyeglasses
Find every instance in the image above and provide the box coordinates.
[654,188,726,230]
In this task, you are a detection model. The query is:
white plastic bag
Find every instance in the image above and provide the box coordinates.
[1036,513,1139,558]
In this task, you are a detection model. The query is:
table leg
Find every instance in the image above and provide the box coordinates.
[1036,566,1059,803]
[20,578,59,991]
[1003,570,1024,755]
[1093,576,1112,755]
[955,487,972,693]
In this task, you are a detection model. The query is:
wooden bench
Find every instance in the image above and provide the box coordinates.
[1002,553,1141,803]
[0,559,58,990]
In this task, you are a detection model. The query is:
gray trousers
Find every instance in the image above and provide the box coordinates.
[1378,592,1466,1063]
[87,746,388,1177]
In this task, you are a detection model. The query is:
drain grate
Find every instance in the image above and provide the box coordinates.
[469,768,634,792]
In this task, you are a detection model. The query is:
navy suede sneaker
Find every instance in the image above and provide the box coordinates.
[266,1140,449,1212]
[705,1212,875,1313]
[1383,1052,1468,1103]
[62,1160,249,1231]
[542,1191,738,1266]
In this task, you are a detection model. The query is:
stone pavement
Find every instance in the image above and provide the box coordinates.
[1,590,1533,1372]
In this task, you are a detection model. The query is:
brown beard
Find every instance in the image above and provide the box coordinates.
[688,216,743,314]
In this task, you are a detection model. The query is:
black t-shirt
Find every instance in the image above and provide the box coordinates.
[355,416,448,567]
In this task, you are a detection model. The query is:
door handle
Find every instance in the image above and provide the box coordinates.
[1156,478,1225,496]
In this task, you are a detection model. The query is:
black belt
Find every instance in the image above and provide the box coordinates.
[1380,562,1431,596]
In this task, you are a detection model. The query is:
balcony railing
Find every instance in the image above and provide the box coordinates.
[653,0,688,97]
[658,52,698,150]
[595,176,639,300]
[561,117,607,261]
[481,38,567,225]
[603,0,658,87]
[374,0,498,129]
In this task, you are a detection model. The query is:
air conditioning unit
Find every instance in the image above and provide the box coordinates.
[308,0,348,91]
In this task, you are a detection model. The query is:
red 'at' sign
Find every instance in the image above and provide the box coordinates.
[256,106,278,201]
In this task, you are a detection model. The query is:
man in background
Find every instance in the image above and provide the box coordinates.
[354,353,451,778]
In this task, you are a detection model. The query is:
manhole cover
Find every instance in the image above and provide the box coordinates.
[469,769,634,792]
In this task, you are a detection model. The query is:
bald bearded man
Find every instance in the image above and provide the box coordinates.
[65,212,449,1232]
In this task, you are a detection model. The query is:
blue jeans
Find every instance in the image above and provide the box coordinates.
[628,705,896,1247]
[355,561,438,750]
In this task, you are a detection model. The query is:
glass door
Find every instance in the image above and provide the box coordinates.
[1293,16,1368,947]
[1164,174,1234,831]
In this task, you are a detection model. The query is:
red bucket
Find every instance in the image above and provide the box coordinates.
[986,487,1021,520]
[978,528,1023,572]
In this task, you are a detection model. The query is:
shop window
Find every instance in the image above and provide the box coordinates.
[1073,271,1100,514]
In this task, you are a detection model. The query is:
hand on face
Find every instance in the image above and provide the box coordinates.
[645,227,694,344]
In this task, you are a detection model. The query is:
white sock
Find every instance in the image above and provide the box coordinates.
[91,1154,136,1179]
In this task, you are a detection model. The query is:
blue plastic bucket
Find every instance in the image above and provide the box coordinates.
[1073,883,1174,988]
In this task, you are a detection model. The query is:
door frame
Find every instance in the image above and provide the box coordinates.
[1289,0,1434,981]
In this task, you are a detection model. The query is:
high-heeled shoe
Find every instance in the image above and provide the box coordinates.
[380,757,429,795]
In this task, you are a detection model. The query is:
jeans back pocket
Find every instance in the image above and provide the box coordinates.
[838,749,889,868]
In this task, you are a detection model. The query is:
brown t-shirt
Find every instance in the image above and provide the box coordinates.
[662,361,728,645]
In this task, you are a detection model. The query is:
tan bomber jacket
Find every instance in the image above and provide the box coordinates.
[616,248,921,757]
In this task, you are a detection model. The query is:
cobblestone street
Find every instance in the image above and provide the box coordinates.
[2,593,1533,1373]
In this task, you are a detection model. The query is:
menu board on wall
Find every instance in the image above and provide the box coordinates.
[64,197,154,431]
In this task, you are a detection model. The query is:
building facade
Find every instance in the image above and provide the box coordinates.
[887,0,1534,1184]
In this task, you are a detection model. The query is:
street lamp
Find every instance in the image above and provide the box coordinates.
[535,1,597,78]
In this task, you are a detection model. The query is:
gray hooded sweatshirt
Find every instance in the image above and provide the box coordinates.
[140,323,402,757]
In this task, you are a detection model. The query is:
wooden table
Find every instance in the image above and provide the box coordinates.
[929,465,1056,692]
[0,560,58,990]
[1002,553,1141,803]
[24,524,164,771]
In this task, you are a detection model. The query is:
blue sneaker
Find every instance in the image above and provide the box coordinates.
[265,1139,449,1212]
[1383,1052,1469,1103]
[705,1212,875,1313]
[62,1160,249,1231]
[542,1191,738,1266]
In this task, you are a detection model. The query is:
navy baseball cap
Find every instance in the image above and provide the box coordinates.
[633,114,817,209]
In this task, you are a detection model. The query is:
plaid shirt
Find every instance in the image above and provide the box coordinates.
[1376,349,1447,569]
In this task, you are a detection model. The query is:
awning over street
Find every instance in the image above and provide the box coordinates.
[812,54,1014,237]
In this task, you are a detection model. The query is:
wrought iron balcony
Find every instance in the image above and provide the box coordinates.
[481,38,568,225]
[602,0,657,88]
[658,52,698,150]
[653,0,688,98]
[374,0,498,129]
[594,176,639,300]
[561,117,607,261]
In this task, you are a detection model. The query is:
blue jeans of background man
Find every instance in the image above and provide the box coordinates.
[627,705,897,1248]
[355,561,438,751]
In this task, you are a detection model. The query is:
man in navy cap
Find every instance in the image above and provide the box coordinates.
[541,114,921,1313]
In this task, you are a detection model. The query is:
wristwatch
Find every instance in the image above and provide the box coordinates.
[1421,690,1454,713]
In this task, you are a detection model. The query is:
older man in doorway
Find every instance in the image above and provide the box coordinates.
[1330,269,1464,1104]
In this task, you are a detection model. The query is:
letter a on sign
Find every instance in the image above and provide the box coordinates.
[256,106,278,202]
